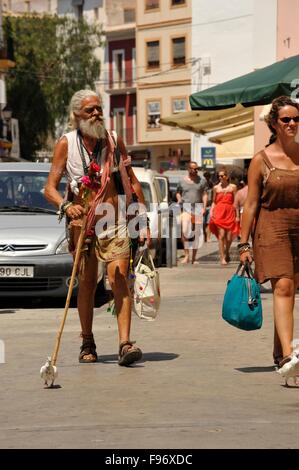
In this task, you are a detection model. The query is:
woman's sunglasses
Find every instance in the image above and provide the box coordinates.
[279,116,299,124]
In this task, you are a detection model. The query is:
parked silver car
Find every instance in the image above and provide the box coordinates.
[0,162,77,298]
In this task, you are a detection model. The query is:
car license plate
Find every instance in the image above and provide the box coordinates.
[0,266,34,278]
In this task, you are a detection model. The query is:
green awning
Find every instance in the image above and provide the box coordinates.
[190,54,299,110]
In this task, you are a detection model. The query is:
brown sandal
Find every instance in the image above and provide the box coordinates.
[273,353,283,366]
[118,341,142,367]
[278,356,292,368]
[79,333,98,363]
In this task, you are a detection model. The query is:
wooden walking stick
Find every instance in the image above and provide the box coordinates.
[39,158,104,388]
[40,213,88,388]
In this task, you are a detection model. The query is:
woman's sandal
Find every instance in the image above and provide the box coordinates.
[273,353,283,366]
[79,333,98,363]
[118,341,142,367]
[278,356,292,368]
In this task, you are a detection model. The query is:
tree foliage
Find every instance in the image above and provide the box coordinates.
[4,14,103,159]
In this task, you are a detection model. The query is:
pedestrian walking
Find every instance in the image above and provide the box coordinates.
[203,171,214,243]
[209,168,239,265]
[176,161,208,264]
[239,95,299,374]
[234,175,248,233]
[45,89,150,366]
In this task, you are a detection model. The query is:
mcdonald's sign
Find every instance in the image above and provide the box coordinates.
[201,147,216,170]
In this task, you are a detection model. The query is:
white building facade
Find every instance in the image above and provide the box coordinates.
[190,0,278,168]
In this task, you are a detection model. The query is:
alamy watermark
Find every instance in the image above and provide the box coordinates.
[0,339,5,364]
[94,196,203,240]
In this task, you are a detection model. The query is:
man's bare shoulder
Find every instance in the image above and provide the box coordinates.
[55,135,68,149]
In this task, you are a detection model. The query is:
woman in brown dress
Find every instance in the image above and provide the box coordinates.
[239,96,299,374]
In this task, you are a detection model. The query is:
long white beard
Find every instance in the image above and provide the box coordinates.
[79,118,106,139]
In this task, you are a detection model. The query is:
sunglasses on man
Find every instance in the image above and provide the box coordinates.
[279,116,299,124]
[83,105,103,114]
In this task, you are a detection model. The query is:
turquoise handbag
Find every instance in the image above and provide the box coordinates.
[222,263,263,331]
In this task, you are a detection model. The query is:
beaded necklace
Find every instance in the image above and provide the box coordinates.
[77,130,103,175]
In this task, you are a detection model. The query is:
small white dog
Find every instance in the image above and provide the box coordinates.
[277,349,299,386]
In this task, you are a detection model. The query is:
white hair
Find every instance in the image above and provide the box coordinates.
[69,89,100,129]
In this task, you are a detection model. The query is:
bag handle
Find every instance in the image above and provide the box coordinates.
[236,262,254,279]
[135,246,156,272]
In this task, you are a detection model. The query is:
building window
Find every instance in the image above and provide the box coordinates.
[171,0,186,5]
[112,50,125,88]
[72,0,84,19]
[172,37,186,66]
[133,106,137,144]
[172,98,187,114]
[146,40,160,69]
[132,48,136,83]
[94,8,99,20]
[147,101,161,129]
[113,109,125,141]
[124,9,135,22]
[25,0,31,12]
[145,0,159,10]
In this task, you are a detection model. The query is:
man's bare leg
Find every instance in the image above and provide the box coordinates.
[107,258,132,344]
[77,251,98,335]
[191,249,198,264]
[181,211,191,263]
[181,243,190,264]
[73,226,98,362]
[107,257,142,365]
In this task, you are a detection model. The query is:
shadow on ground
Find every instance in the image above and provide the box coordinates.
[198,247,239,263]
[235,366,275,373]
[99,352,179,364]
[0,289,109,310]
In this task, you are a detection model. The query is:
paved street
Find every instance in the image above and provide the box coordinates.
[0,241,299,449]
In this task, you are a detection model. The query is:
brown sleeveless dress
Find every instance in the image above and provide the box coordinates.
[253,151,299,283]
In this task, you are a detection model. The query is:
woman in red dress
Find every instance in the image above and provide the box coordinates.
[209,169,239,265]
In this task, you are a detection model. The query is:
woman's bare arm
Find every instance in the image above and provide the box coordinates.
[240,153,263,243]
[239,152,264,263]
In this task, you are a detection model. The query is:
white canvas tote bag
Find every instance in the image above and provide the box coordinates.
[132,249,161,321]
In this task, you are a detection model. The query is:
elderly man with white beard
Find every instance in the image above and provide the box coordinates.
[45,89,149,366]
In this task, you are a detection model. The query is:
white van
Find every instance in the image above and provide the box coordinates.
[133,167,169,266]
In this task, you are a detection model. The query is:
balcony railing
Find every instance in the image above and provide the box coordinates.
[103,70,136,91]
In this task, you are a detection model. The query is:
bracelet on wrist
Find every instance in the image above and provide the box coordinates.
[239,245,251,255]
[57,201,73,222]
[237,242,250,249]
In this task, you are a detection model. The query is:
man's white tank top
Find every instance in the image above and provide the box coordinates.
[63,130,117,185]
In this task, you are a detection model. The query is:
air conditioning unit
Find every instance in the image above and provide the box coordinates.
[202,57,211,76]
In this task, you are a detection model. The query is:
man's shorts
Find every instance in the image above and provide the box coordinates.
[95,221,130,263]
